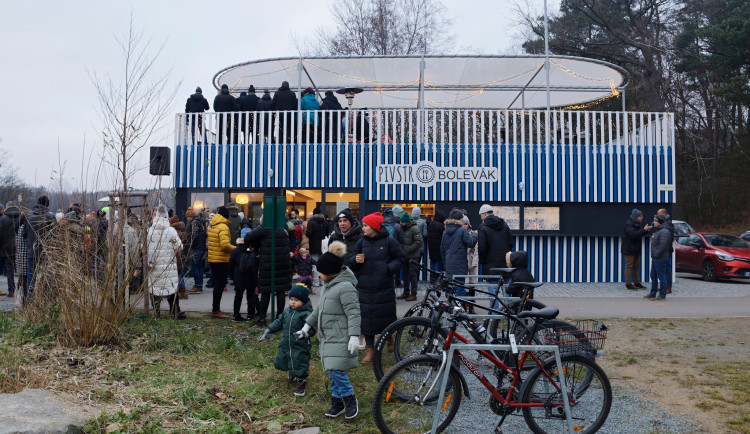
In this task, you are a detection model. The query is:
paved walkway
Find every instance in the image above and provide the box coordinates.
[2,272,749,318]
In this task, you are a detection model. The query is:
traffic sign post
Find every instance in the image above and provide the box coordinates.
[263,196,286,320]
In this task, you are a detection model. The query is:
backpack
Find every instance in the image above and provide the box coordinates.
[238,250,257,275]
[294,225,303,241]
[383,222,396,239]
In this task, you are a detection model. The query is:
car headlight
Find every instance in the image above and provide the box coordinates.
[715,252,734,261]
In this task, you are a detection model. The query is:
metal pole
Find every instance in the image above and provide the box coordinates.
[297,59,303,144]
[419,56,426,144]
[621,89,626,112]
[544,0,551,145]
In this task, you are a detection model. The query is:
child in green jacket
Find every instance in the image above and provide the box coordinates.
[257,284,314,396]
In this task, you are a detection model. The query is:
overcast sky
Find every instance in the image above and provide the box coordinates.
[0,0,556,191]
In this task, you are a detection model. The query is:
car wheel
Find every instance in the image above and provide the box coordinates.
[701,260,717,282]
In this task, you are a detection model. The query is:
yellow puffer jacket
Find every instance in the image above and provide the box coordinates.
[207,214,235,263]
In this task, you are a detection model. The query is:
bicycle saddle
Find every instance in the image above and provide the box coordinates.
[491,267,515,273]
[512,282,544,288]
[517,306,559,320]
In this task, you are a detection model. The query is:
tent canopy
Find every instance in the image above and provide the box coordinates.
[213,55,628,110]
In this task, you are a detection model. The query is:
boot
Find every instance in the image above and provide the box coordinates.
[387,335,395,353]
[324,396,345,418]
[361,348,375,363]
[178,288,189,299]
[342,394,358,419]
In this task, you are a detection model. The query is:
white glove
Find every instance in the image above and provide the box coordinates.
[348,336,360,354]
[294,324,311,340]
[257,328,272,342]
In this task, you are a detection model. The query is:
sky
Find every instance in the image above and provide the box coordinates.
[0,0,557,191]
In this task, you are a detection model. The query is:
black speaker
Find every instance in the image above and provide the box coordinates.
[149,146,171,176]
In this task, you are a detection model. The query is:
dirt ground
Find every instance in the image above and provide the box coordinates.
[592,317,750,433]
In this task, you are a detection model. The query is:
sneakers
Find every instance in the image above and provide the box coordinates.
[232,315,248,322]
[211,311,227,319]
[625,283,636,290]
[405,294,417,301]
[188,286,203,294]
[643,294,656,300]
[176,311,187,320]
[256,317,267,327]
[653,296,666,301]
[325,396,345,418]
[342,394,358,419]
[634,283,646,289]
[396,293,409,300]
[295,378,307,396]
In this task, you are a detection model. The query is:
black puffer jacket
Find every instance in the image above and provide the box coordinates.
[213,85,237,112]
[246,227,292,294]
[506,251,535,298]
[0,206,22,258]
[239,93,259,111]
[24,204,55,258]
[427,210,446,261]
[477,214,513,272]
[272,84,298,111]
[228,245,259,290]
[256,93,274,111]
[305,214,328,255]
[347,229,405,335]
[328,219,363,259]
[621,217,648,256]
[185,92,210,113]
[321,94,343,110]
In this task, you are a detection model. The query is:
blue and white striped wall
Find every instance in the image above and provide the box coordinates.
[175,142,675,204]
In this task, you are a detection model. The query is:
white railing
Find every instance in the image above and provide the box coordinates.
[175,109,673,148]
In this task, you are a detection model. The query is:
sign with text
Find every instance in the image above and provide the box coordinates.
[376,161,498,189]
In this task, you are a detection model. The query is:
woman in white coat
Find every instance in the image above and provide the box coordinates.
[147,205,186,319]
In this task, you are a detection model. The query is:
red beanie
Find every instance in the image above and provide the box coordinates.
[361,212,383,232]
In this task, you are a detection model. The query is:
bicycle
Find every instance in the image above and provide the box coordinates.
[372,301,612,433]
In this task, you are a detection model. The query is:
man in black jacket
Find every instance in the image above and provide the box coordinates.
[427,209,446,282]
[477,204,513,276]
[0,203,18,296]
[23,196,55,298]
[214,84,238,144]
[621,208,652,290]
[239,85,260,143]
[185,86,210,144]
[273,81,298,142]
[305,208,328,260]
[320,91,343,141]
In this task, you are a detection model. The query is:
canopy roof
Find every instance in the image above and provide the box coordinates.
[213,55,628,110]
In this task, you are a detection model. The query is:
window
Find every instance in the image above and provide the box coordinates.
[328,192,360,220]
[190,193,224,213]
[523,206,560,231]
[230,192,264,228]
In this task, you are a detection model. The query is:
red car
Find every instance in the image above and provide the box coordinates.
[675,232,750,281]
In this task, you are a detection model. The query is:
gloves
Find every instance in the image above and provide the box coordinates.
[257,328,272,342]
[348,336,360,355]
[294,323,311,340]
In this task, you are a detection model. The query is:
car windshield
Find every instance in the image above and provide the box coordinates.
[673,222,695,235]
[703,234,750,248]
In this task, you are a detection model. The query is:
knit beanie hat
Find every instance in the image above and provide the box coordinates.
[411,207,421,218]
[392,205,403,216]
[241,227,251,238]
[336,209,355,225]
[288,284,311,304]
[316,241,347,275]
[449,209,464,220]
[361,212,384,232]
[400,212,411,223]
[157,204,169,219]
[217,206,229,219]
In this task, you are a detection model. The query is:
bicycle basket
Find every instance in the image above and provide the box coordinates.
[541,319,608,353]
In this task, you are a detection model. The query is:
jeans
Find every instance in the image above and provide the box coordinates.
[25,257,36,300]
[188,249,205,287]
[666,255,673,288]
[650,256,669,298]
[328,370,354,398]
[402,256,421,295]
[429,259,443,283]
[453,276,467,297]
[209,262,229,312]
[0,256,15,294]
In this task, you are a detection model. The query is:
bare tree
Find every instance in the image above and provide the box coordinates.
[314,0,454,55]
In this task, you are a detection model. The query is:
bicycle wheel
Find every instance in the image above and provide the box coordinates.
[520,354,612,434]
[373,316,448,381]
[373,354,462,434]
[403,301,433,319]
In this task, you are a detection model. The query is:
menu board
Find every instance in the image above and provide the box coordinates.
[493,206,520,230]
[523,207,560,231]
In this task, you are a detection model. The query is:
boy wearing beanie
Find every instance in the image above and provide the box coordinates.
[258,283,314,396]
[294,241,362,419]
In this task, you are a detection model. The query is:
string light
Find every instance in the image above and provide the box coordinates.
[226,64,298,91]
[303,59,420,86]
[550,59,620,97]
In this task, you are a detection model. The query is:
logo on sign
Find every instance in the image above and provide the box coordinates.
[376,161,498,188]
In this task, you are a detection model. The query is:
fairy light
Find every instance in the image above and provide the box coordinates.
[303,59,420,86]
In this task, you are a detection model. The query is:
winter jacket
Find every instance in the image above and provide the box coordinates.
[207,214,235,263]
[477,214,513,272]
[291,254,316,277]
[300,220,310,251]
[412,215,428,240]
[213,87,237,112]
[328,219,364,260]
[401,221,424,259]
[382,211,404,244]
[186,217,207,251]
[320,94,343,110]
[272,84,298,111]
[146,216,182,297]
[122,224,142,267]
[300,93,320,125]
[239,93,260,111]
[0,209,20,257]
[246,227,292,294]
[169,218,187,274]
[256,93,274,111]
[269,302,313,378]
[227,204,242,244]
[305,214,328,255]
[506,251,535,298]
[228,245,259,290]
[185,92,210,113]
[347,229,404,335]
[650,225,671,259]
[305,267,361,371]
[24,204,55,259]
[621,217,648,256]
[427,211,445,261]
[441,219,477,278]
